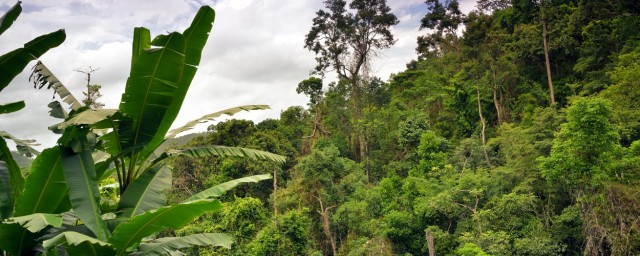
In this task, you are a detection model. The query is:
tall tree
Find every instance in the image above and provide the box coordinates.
[305,0,398,167]
[297,77,330,147]
[539,0,555,105]
[418,0,465,57]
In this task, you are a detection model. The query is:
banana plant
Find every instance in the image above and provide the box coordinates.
[1,5,285,255]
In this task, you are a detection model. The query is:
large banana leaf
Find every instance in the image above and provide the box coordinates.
[14,147,67,216]
[117,31,186,152]
[4,213,62,233]
[109,199,222,256]
[61,144,110,241]
[0,100,25,115]
[118,164,171,218]
[0,148,68,255]
[159,145,286,165]
[135,233,232,255]
[0,136,23,204]
[0,161,11,219]
[140,6,215,158]
[185,174,271,202]
[0,1,21,36]
[0,29,66,90]
[43,231,115,256]
[166,105,270,139]
[29,61,83,110]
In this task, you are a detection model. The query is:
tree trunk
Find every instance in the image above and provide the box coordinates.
[360,134,368,181]
[476,83,492,167]
[490,69,505,125]
[542,8,555,105]
[425,229,435,256]
[351,77,369,181]
[492,87,503,125]
[317,196,337,256]
[273,167,278,229]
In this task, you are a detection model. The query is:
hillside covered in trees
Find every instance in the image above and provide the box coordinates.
[166,0,640,255]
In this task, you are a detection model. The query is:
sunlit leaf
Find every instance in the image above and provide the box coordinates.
[166,105,269,139]
[29,61,82,110]
[43,231,114,256]
[154,145,286,166]
[135,233,232,255]
[4,213,62,233]
[185,174,271,202]
[109,199,222,255]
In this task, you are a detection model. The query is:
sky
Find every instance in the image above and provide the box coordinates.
[0,0,476,151]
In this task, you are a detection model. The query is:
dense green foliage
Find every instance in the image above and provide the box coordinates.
[165,0,640,255]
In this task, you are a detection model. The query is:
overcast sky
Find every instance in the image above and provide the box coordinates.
[0,0,476,150]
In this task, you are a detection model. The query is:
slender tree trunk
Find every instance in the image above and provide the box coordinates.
[542,8,555,105]
[492,87,503,125]
[490,66,505,125]
[476,83,492,167]
[351,77,369,181]
[359,133,368,182]
[425,229,435,256]
[273,167,278,229]
[317,196,337,256]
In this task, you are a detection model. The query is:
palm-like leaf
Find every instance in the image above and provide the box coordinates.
[166,105,269,139]
[29,61,83,110]
[135,233,232,255]
[152,145,286,167]
[0,29,65,90]
[118,164,171,218]
[117,31,186,152]
[185,174,271,202]
[4,213,62,233]
[43,231,115,256]
[151,7,215,149]
[109,199,222,256]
